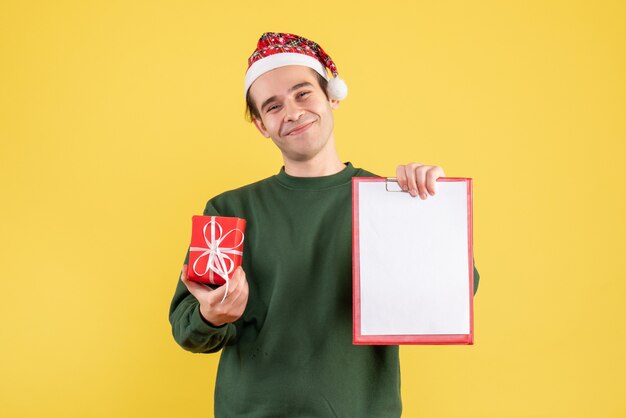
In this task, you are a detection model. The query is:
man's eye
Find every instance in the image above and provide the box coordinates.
[297,91,310,98]
[267,104,280,112]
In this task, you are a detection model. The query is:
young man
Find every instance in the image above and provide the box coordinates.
[169,32,479,417]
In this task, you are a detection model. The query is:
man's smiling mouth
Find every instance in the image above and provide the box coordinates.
[285,121,314,136]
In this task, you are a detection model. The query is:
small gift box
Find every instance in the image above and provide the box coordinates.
[188,215,246,285]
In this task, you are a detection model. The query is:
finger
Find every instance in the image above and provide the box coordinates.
[414,165,428,199]
[395,165,408,191]
[206,266,243,305]
[404,164,419,197]
[207,280,228,304]
[181,275,214,301]
[181,265,219,301]
[220,267,247,304]
[224,273,244,303]
[225,268,249,306]
[228,277,249,317]
[209,269,249,323]
[425,166,444,196]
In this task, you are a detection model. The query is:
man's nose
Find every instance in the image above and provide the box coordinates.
[283,100,304,121]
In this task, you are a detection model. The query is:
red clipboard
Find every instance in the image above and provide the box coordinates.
[352,177,475,345]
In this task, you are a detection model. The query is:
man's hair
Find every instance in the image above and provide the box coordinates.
[245,69,329,122]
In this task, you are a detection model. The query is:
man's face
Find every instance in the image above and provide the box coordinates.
[249,65,339,164]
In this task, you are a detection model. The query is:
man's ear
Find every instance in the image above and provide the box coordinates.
[252,116,270,138]
[329,98,340,110]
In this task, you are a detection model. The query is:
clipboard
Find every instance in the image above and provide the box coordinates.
[352,177,474,345]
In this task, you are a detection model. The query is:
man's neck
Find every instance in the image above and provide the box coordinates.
[282,134,346,177]
[284,158,346,178]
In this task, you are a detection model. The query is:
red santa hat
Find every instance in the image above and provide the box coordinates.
[244,32,348,101]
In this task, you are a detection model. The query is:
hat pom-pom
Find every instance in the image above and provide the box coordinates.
[327,76,348,100]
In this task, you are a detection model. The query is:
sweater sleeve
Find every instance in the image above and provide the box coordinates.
[168,200,237,353]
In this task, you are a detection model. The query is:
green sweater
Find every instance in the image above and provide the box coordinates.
[169,163,479,417]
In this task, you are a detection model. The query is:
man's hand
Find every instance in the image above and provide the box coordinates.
[180,264,249,327]
[395,163,445,199]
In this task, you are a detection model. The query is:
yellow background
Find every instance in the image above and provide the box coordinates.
[1,1,625,417]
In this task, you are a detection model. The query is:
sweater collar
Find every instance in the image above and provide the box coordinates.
[275,162,359,190]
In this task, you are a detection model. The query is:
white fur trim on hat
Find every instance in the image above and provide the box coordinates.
[244,53,327,98]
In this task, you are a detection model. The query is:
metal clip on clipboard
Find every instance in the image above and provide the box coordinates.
[385,177,404,192]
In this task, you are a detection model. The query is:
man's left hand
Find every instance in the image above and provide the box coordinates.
[395,163,445,199]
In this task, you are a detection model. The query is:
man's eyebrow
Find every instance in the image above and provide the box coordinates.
[260,82,315,112]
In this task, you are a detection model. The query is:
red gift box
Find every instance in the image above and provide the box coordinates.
[188,215,246,285]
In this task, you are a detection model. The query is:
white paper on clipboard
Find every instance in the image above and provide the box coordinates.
[352,177,474,345]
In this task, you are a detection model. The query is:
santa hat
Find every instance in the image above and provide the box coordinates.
[244,32,348,101]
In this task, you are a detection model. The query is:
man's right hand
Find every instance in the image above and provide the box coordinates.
[180,264,249,327]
